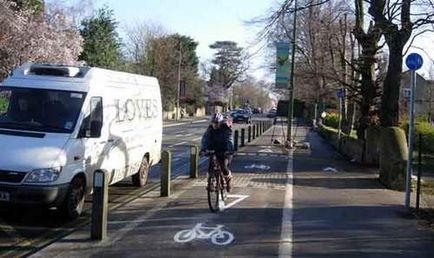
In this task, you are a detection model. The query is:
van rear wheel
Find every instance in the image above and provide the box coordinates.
[132,157,149,187]
[60,176,85,221]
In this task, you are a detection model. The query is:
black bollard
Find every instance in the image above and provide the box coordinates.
[234,130,239,151]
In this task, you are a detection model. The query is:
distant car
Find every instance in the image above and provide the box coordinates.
[266,109,277,118]
[231,109,251,124]
[252,108,262,114]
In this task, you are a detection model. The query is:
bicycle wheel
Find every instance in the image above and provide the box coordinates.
[207,175,219,213]
[211,230,234,245]
[174,229,196,243]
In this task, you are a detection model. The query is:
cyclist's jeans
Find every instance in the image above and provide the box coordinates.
[209,154,232,178]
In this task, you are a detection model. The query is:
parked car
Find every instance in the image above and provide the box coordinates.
[266,109,277,118]
[231,109,251,124]
[252,107,262,114]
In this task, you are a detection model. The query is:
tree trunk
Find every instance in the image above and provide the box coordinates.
[341,100,355,135]
[356,46,378,140]
[380,46,402,127]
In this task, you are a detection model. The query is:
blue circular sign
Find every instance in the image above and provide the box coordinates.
[406,53,423,70]
[336,88,344,98]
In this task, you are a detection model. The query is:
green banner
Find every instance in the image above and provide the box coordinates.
[275,42,290,89]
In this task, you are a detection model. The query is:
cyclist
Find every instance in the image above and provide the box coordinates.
[200,112,234,192]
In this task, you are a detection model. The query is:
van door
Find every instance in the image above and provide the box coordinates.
[78,96,108,188]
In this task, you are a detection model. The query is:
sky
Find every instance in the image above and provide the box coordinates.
[89,0,434,81]
[95,0,278,80]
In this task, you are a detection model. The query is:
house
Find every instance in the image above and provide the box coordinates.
[400,71,434,119]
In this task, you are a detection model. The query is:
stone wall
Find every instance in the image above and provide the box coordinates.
[317,125,378,165]
[318,125,408,191]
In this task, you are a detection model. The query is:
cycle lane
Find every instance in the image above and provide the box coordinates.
[31,134,292,257]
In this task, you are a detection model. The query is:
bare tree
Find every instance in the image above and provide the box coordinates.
[368,0,434,126]
[206,41,249,108]
[123,22,168,75]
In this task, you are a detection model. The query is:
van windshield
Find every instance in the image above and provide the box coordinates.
[0,87,86,133]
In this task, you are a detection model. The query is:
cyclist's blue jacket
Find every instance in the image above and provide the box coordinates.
[201,123,234,153]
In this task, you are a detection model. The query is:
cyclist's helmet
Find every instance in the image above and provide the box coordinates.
[210,112,224,123]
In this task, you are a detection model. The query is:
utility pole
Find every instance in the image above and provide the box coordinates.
[287,0,297,147]
[176,41,182,121]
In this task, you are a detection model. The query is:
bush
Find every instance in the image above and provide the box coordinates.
[402,120,434,154]
[415,122,434,154]
[323,112,339,129]
[0,97,8,113]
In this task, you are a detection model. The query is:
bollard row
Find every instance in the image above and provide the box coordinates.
[232,120,274,151]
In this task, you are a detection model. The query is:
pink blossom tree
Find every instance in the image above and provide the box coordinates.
[0,0,83,80]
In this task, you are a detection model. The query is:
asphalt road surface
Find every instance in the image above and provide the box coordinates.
[0,116,267,257]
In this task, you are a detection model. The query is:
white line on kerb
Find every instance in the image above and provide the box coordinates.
[279,150,293,258]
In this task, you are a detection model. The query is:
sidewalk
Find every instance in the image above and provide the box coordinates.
[292,127,434,257]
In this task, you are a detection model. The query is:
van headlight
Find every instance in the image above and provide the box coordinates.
[25,167,62,183]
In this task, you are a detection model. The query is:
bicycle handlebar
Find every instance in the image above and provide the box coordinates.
[200,150,233,157]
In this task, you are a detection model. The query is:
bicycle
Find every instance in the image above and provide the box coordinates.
[174,223,234,245]
[202,150,228,212]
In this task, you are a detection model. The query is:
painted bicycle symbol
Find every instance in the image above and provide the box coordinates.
[174,223,234,245]
[244,164,271,170]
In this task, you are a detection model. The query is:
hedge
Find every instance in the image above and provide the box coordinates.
[0,97,7,113]
[402,120,434,154]
[323,112,339,129]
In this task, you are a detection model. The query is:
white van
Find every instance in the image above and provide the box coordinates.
[0,63,162,219]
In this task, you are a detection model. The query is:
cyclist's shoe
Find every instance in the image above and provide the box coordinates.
[225,175,232,192]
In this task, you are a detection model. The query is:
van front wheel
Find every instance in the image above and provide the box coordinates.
[132,157,149,187]
[61,176,85,221]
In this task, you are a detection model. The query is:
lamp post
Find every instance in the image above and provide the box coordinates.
[287,0,298,147]
[176,41,182,121]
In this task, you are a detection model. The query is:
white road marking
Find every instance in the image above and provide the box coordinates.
[192,119,208,124]
[244,164,271,170]
[169,141,188,148]
[192,136,202,142]
[174,223,234,245]
[164,122,185,128]
[224,194,249,209]
[279,150,293,258]
[323,167,338,172]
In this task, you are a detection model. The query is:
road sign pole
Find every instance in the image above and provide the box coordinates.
[405,70,417,209]
[404,52,423,209]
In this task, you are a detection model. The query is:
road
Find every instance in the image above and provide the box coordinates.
[0,116,267,257]
[3,118,434,258]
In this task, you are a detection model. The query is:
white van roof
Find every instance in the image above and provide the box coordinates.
[2,63,158,92]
